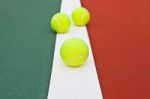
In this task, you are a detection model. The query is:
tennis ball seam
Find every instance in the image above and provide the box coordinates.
[53,17,63,32]
[80,11,89,25]
[66,54,88,65]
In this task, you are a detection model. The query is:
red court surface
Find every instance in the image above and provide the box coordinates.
[82,0,150,99]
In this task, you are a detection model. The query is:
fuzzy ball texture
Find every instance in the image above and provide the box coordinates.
[60,38,89,67]
[72,7,90,26]
[51,13,71,33]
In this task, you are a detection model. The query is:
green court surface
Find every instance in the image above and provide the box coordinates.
[0,0,61,99]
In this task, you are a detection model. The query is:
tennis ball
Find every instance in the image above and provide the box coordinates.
[51,13,71,33]
[60,38,89,67]
[72,7,90,26]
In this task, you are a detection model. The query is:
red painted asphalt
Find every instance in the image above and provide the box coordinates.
[82,0,150,99]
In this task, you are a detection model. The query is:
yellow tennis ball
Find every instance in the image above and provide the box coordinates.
[60,38,89,67]
[72,7,90,26]
[51,13,71,33]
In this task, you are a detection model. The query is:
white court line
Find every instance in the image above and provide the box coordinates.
[48,0,103,99]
